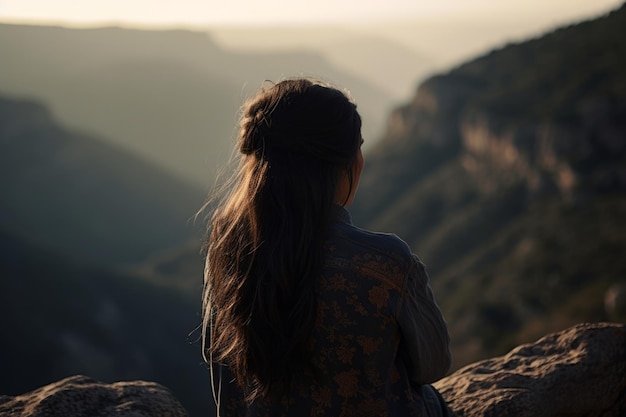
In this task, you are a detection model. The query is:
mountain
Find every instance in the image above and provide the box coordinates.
[0,96,216,415]
[209,25,435,102]
[0,229,212,417]
[351,4,626,367]
[0,95,204,265]
[0,24,393,187]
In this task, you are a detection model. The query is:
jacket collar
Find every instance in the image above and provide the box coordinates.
[331,204,353,225]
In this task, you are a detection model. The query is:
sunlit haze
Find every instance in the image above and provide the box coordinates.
[0,0,622,27]
[1,0,624,173]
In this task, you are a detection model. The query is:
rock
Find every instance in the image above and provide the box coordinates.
[3,323,624,417]
[0,375,188,417]
[435,322,626,417]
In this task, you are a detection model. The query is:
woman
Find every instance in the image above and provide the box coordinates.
[202,78,452,416]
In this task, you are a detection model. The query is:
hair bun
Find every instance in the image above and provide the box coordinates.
[239,109,267,155]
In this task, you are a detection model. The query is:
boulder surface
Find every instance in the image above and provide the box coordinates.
[435,322,626,417]
[0,375,188,417]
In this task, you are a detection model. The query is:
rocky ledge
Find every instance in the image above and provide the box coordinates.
[0,375,188,417]
[1,322,624,417]
[435,322,626,417]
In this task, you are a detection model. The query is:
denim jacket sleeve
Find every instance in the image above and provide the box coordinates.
[395,254,451,384]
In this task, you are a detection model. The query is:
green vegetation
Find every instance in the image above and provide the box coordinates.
[454,5,626,126]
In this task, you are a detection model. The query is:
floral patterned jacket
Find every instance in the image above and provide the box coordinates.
[213,205,451,417]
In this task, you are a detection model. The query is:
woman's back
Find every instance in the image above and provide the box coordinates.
[214,206,451,417]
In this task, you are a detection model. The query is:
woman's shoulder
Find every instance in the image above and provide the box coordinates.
[329,219,416,271]
[326,223,419,293]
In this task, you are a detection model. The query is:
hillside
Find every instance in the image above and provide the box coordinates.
[0,229,212,417]
[351,4,626,366]
[0,95,204,265]
[0,96,216,415]
[0,24,392,187]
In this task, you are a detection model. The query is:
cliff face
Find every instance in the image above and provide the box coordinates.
[364,0,626,207]
[352,4,626,367]
[457,95,626,201]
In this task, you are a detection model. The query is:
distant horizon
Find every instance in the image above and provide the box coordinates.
[2,1,622,104]
[0,0,622,29]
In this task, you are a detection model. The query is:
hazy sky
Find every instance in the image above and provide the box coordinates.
[0,0,622,27]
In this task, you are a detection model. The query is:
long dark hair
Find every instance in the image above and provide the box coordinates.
[202,78,362,402]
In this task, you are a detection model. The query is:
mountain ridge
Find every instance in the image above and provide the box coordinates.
[0,94,205,265]
[0,23,393,186]
[351,3,626,367]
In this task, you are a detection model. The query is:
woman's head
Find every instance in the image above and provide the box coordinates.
[238,78,363,206]
[203,78,363,402]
